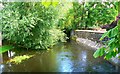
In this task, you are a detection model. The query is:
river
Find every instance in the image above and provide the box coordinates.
[0,41,119,72]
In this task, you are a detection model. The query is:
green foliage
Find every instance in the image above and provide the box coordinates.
[93,47,105,58]
[0,45,14,53]
[42,1,59,8]
[93,2,120,60]
[1,2,66,49]
[94,22,120,60]
[60,2,118,29]
[100,26,119,40]
[57,2,73,30]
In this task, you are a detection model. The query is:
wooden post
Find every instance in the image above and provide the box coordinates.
[0,3,3,46]
[0,53,3,73]
[0,54,3,63]
[0,3,3,72]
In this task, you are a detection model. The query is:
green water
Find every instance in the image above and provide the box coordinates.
[0,41,119,72]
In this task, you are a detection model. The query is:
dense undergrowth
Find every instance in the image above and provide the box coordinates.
[1,2,66,49]
[1,1,120,60]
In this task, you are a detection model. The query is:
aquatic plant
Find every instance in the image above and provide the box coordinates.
[7,55,34,64]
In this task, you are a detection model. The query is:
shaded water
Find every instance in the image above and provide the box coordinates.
[0,41,120,72]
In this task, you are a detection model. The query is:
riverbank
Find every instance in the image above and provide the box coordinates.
[73,30,120,67]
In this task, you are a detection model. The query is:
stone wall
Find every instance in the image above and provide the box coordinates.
[73,30,120,67]
[73,30,106,50]
[74,30,107,42]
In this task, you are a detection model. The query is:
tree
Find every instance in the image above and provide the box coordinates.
[1,2,65,49]
[59,2,118,30]
[93,2,120,60]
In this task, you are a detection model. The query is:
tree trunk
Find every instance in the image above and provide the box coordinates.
[0,3,3,46]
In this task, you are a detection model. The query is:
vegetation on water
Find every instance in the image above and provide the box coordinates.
[1,1,120,60]
[7,55,34,64]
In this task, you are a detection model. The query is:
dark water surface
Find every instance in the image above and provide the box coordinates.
[0,41,120,72]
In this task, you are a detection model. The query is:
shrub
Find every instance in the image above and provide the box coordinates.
[1,2,66,49]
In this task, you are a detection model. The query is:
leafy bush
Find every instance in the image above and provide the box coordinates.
[93,25,120,60]
[93,2,120,60]
[59,2,118,29]
[1,2,66,49]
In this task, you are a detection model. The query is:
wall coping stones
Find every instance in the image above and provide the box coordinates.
[75,30,106,34]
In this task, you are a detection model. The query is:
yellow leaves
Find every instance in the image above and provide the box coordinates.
[42,2,51,8]
[42,0,59,8]
[113,48,117,52]
[52,2,59,7]
[7,55,34,64]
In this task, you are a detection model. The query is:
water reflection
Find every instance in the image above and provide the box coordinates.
[78,51,87,72]
[8,51,15,58]
[80,51,87,63]
[0,54,3,73]
[0,64,4,73]
[0,41,120,72]
[57,52,73,72]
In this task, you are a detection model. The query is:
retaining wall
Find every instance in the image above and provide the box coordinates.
[73,30,120,66]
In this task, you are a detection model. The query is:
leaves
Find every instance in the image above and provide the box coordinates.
[71,2,118,29]
[100,31,110,40]
[108,26,118,38]
[2,2,66,49]
[0,45,14,54]
[7,55,34,64]
[100,26,118,40]
[93,47,105,58]
[41,0,59,8]
[94,21,120,60]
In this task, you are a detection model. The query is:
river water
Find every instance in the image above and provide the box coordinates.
[0,41,119,72]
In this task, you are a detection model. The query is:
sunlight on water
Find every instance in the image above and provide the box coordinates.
[57,52,73,72]
[0,41,119,72]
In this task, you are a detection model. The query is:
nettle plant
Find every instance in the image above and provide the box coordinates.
[1,2,65,49]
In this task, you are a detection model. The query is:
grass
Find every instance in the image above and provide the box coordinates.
[0,45,14,54]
